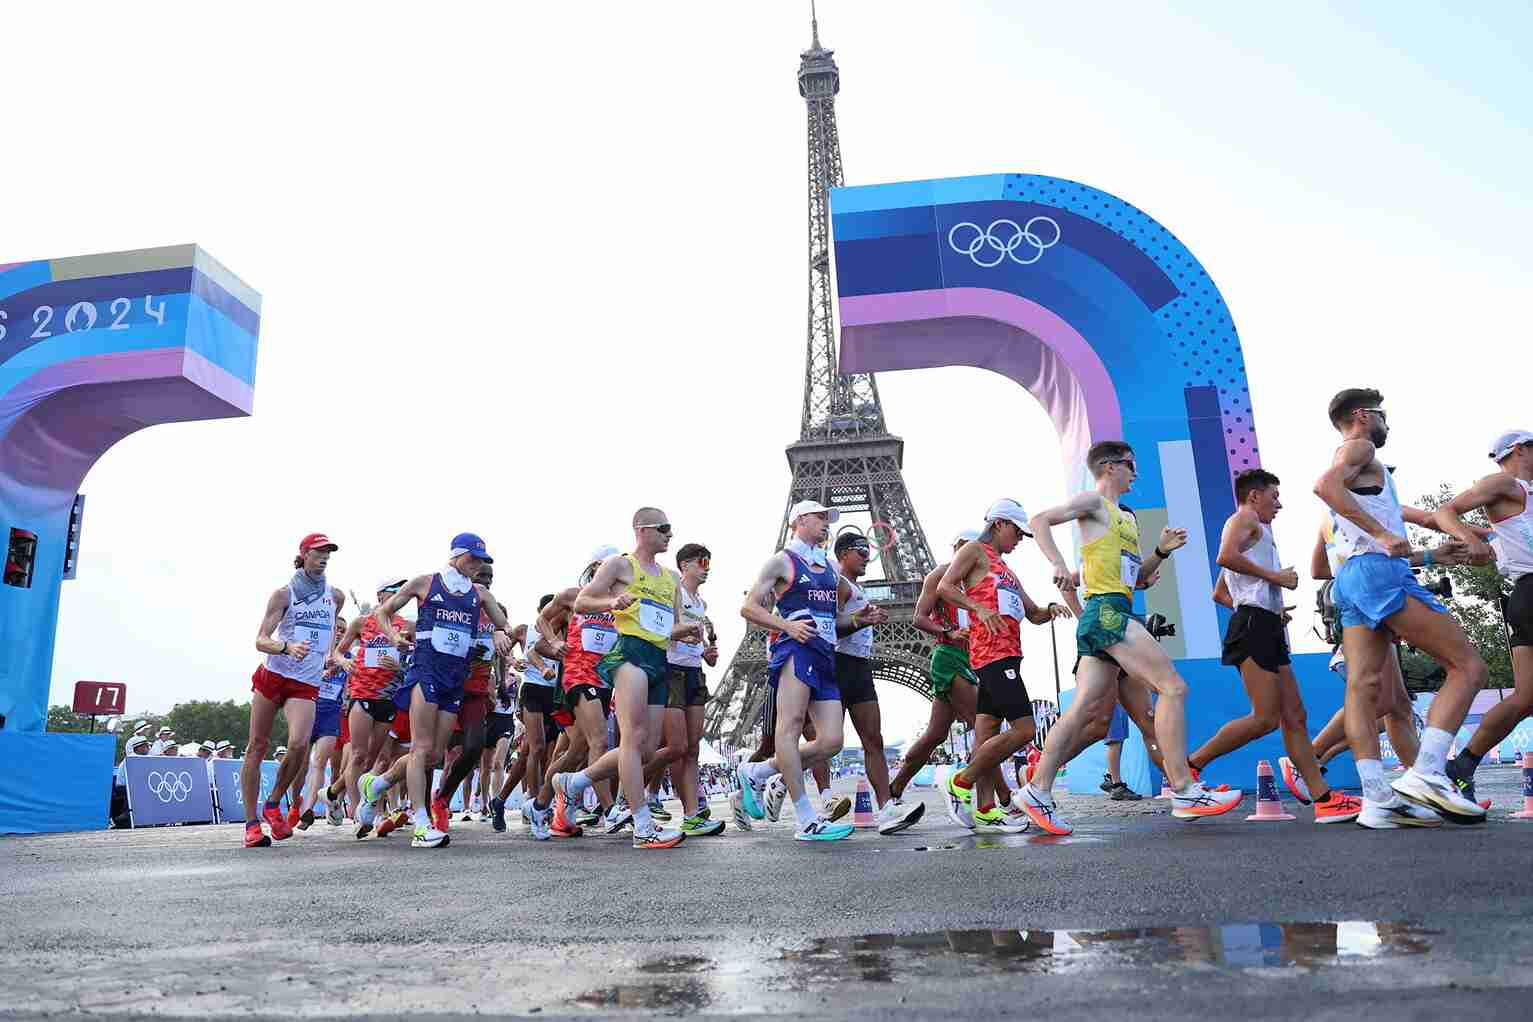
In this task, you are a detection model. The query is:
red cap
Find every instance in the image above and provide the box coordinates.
[298,532,339,554]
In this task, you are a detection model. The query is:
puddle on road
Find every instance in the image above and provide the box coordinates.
[570,921,1433,1013]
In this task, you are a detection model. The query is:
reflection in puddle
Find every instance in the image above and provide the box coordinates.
[905,834,1104,852]
[573,978,712,1012]
[782,921,1432,977]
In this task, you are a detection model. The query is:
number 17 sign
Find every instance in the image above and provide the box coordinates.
[73,680,126,716]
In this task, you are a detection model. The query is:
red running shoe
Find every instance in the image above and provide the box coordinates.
[244,822,271,848]
[430,798,451,833]
[376,813,401,838]
[263,802,293,841]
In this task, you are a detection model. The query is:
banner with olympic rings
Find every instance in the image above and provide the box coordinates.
[123,755,214,827]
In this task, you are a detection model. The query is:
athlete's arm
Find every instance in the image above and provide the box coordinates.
[536,588,578,658]
[935,542,993,626]
[912,565,961,641]
[1432,473,1515,564]
[1138,525,1188,586]
[373,575,430,647]
[1215,508,1298,590]
[1029,491,1104,590]
[1212,571,1233,609]
[254,587,294,657]
[741,552,812,643]
[834,574,886,636]
[574,555,633,614]
[1020,588,1071,624]
[668,570,705,642]
[331,616,367,664]
[1314,439,1408,556]
[477,587,516,656]
[1311,525,1333,581]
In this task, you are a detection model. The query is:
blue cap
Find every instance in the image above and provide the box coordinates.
[450,532,493,564]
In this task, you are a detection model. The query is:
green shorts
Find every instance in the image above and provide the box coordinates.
[596,635,671,706]
[929,643,979,702]
[1077,593,1133,660]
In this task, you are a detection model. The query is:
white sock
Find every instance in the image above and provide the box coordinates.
[805,774,823,802]
[793,794,817,827]
[634,804,654,836]
[1417,727,1453,776]
[567,770,593,796]
[1357,759,1390,803]
[747,761,777,785]
[413,807,429,828]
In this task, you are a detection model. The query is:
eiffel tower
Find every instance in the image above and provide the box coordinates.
[704,10,939,747]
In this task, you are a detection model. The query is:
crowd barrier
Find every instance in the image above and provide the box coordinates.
[123,756,290,828]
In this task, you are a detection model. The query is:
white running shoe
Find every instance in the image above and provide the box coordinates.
[326,798,346,826]
[605,802,634,834]
[876,797,926,835]
[1278,756,1312,805]
[764,775,788,822]
[528,804,553,841]
[1357,795,1444,829]
[1391,767,1485,824]
[411,823,450,848]
[729,790,753,831]
[973,806,1030,834]
[1170,783,1243,821]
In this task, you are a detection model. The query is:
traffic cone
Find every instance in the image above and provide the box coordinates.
[1245,760,1295,821]
[852,776,876,828]
[1513,762,1533,820]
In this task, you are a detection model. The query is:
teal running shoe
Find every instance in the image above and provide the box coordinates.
[794,817,854,842]
[736,763,765,820]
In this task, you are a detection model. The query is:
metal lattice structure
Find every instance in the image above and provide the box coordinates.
[704,11,939,747]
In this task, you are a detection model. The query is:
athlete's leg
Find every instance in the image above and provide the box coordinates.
[302,736,337,813]
[274,698,316,798]
[1097,625,1193,788]
[847,700,893,806]
[1311,706,1347,763]
[642,707,686,789]
[437,712,486,806]
[768,668,814,806]
[1341,626,1392,763]
[1030,657,1120,793]
[1384,597,1488,777]
[239,691,280,821]
[1273,666,1330,796]
[404,687,439,819]
[610,666,653,820]
[680,704,705,817]
[514,708,548,799]
[1106,740,1123,785]
[1379,655,1419,767]
[1117,675,1167,772]
[891,698,955,798]
[1187,659,1283,772]
[1465,646,1533,755]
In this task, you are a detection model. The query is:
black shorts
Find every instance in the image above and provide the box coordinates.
[1221,605,1291,672]
[834,652,878,706]
[567,684,613,717]
[486,712,518,745]
[665,665,711,709]
[1506,574,1533,649]
[519,681,558,717]
[356,698,395,723]
[975,656,1032,723]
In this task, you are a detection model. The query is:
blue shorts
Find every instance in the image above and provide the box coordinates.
[313,699,342,739]
[399,659,468,715]
[1333,553,1447,631]
[1106,704,1129,743]
[767,643,840,703]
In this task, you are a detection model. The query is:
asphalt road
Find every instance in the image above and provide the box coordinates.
[4,765,1533,1020]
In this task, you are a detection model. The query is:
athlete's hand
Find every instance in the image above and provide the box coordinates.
[703,644,719,667]
[511,657,529,671]
[1272,566,1300,591]
[975,606,1005,633]
[392,633,411,652]
[611,592,636,612]
[493,630,514,657]
[948,626,970,643]
[547,638,567,659]
[857,604,889,627]
[1372,530,1411,559]
[675,621,706,643]
[1136,569,1160,591]
[783,618,816,644]
[1157,527,1189,554]
[1051,561,1073,591]
[1047,602,1073,620]
[378,652,401,672]
[1281,605,1296,625]
[287,639,312,661]
[1462,537,1495,566]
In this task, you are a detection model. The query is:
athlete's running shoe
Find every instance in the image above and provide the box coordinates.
[411,823,450,848]
[1313,792,1363,824]
[358,772,385,806]
[1170,784,1243,820]
[1188,766,1231,793]
[354,797,376,838]
[729,790,753,831]
[1100,772,1115,793]
[263,802,293,841]
[479,807,494,823]
[326,797,346,826]
[430,798,451,833]
[287,805,303,832]
[1391,767,1485,824]
[243,822,271,848]
[375,813,400,838]
[735,764,766,820]
[550,775,578,833]
[696,802,710,820]
[794,817,854,842]
[461,809,476,823]
[681,814,725,837]
[1002,798,1031,826]
[1019,784,1072,836]
[1358,795,1443,829]
[490,796,507,833]
[575,808,601,828]
[297,807,315,831]
[528,803,553,841]
[1109,782,1142,801]
[973,806,1029,834]
[876,797,925,835]
[824,795,852,822]
[1278,757,1313,805]
[944,773,975,829]
[633,826,685,849]
[1445,756,1479,806]
[647,795,672,822]
[604,802,633,833]
[764,776,788,822]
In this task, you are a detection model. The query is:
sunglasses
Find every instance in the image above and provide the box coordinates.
[1108,458,1137,473]
[644,523,673,535]
[1361,407,1387,422]
[695,556,711,569]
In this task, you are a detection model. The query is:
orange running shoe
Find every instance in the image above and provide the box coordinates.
[1314,792,1363,824]
[244,822,271,848]
[551,787,577,835]
[1170,785,1243,820]
[287,805,302,831]
[1019,785,1073,836]
[1189,766,1231,793]
[430,798,451,833]
[632,827,686,849]
[262,803,293,840]
[376,813,401,838]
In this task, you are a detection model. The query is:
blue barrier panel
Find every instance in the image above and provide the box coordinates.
[210,759,287,823]
[0,731,115,834]
[125,755,214,827]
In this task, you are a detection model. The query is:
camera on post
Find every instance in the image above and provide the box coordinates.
[1145,613,1176,641]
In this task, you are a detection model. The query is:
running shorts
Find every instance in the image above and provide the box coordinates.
[1221,605,1291,672]
[1105,704,1129,744]
[400,658,470,715]
[338,705,351,746]
[767,644,839,703]
[251,665,318,706]
[356,698,395,724]
[664,665,710,707]
[1506,573,1533,648]
[390,709,412,746]
[929,644,978,702]
[834,652,878,706]
[313,699,342,739]
[1077,594,1134,660]
[568,683,613,717]
[596,636,670,705]
[975,655,1032,723]
[458,692,490,730]
[486,712,518,745]
[519,681,557,716]
[1332,553,1447,631]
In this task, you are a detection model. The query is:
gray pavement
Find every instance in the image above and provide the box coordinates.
[4,765,1533,1020]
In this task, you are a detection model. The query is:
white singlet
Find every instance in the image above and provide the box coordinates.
[1225,523,1285,614]
[667,584,709,668]
[265,581,334,685]
[1329,468,1407,563]
[522,622,557,688]
[1491,478,1533,582]
[836,580,874,659]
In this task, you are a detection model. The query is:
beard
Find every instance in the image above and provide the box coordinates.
[1370,424,1388,447]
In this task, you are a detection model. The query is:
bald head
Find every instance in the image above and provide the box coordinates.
[631,506,671,556]
[632,507,666,528]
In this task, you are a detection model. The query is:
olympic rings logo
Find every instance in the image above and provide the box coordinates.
[146,770,194,803]
[947,217,1061,267]
[833,522,898,564]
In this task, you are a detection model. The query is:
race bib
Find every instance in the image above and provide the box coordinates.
[319,677,344,701]
[997,586,1024,620]
[956,608,970,629]
[582,624,618,655]
[675,640,704,659]
[637,599,674,638]
[812,613,837,645]
[429,626,472,658]
[1120,552,1142,588]
[477,632,495,661]
[363,645,398,669]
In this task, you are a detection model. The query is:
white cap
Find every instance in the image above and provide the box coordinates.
[984,498,1033,536]
[951,528,981,547]
[1489,430,1533,462]
[587,544,620,567]
[787,499,840,524]
[376,575,408,595]
[127,735,150,751]
[131,720,150,734]
[156,726,175,737]
[214,740,232,751]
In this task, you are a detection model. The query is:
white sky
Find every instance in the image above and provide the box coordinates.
[15,2,1530,746]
